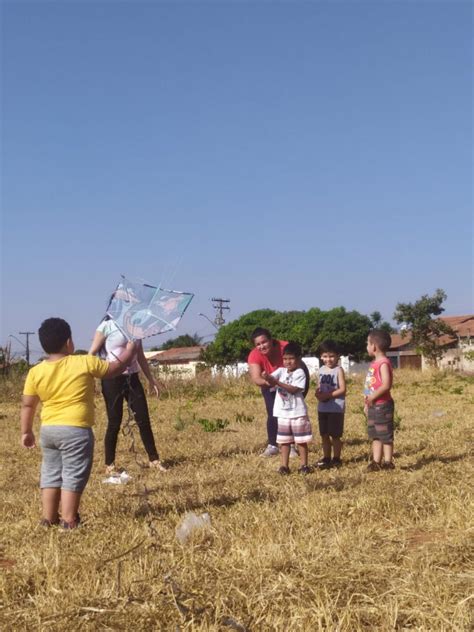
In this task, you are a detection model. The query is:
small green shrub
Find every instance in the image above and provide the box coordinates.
[196,417,229,432]
[394,411,402,431]
[235,413,255,424]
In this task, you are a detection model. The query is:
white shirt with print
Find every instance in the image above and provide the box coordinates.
[271,367,308,418]
[96,320,139,374]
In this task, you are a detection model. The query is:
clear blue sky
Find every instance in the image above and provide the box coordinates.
[1,1,472,360]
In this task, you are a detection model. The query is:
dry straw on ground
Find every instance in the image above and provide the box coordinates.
[0,370,473,630]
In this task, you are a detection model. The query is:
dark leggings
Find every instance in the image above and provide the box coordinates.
[261,387,278,447]
[101,373,159,466]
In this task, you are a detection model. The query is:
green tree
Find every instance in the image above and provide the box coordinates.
[369,311,394,333]
[202,307,374,365]
[393,289,455,366]
[202,309,278,365]
[152,333,203,351]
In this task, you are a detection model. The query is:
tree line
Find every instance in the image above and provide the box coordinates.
[160,289,455,367]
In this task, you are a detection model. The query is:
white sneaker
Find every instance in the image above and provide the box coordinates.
[289,445,299,458]
[260,444,279,457]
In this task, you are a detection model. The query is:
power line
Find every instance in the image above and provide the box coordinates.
[19,332,35,366]
[211,298,230,327]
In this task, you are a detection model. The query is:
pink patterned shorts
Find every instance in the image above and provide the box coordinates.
[277,416,313,445]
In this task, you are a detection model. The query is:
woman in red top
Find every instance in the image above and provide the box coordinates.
[248,328,286,456]
[248,328,309,457]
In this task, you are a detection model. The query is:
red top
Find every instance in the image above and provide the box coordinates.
[248,340,288,374]
[364,357,393,404]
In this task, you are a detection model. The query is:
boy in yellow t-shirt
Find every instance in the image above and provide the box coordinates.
[21,317,136,529]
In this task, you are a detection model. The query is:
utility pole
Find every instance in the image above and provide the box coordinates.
[19,331,35,366]
[211,298,230,327]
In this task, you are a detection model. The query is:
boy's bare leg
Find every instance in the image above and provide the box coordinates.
[60,490,82,523]
[332,437,342,459]
[372,439,383,463]
[383,443,393,463]
[41,488,61,522]
[280,444,291,468]
[298,443,308,467]
[321,435,331,459]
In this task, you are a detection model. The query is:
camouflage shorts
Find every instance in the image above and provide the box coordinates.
[367,400,394,444]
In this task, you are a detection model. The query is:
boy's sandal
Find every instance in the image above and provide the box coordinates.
[298,465,312,475]
[366,461,382,472]
[59,513,81,531]
[278,466,290,475]
[149,460,167,472]
[39,518,60,528]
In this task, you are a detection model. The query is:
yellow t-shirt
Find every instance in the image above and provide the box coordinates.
[23,355,109,428]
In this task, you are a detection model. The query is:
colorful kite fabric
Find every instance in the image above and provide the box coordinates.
[106,276,194,340]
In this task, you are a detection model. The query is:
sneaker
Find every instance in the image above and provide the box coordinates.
[278,466,290,475]
[149,460,167,472]
[366,461,382,472]
[298,465,312,475]
[382,461,395,470]
[105,464,122,476]
[316,457,332,469]
[260,444,279,457]
[331,457,342,468]
[289,445,299,459]
[60,514,81,531]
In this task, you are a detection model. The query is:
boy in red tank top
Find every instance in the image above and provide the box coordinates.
[364,329,395,471]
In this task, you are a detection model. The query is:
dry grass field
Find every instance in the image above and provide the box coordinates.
[0,369,473,631]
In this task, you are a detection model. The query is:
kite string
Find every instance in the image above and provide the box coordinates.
[164,255,183,290]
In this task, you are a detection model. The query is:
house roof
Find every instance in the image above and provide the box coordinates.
[389,315,474,350]
[389,333,414,350]
[144,346,205,363]
[439,315,474,338]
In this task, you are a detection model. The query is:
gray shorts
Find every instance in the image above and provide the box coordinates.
[40,426,94,492]
[367,400,394,444]
[318,412,344,438]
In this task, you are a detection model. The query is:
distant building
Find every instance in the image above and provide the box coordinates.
[143,346,205,377]
[387,315,474,371]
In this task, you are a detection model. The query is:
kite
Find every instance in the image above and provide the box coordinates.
[105,276,194,341]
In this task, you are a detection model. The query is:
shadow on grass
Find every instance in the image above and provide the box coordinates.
[304,473,364,493]
[400,453,468,471]
[161,446,255,468]
[344,438,368,447]
[133,487,277,518]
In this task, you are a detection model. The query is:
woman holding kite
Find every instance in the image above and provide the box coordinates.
[89,318,167,474]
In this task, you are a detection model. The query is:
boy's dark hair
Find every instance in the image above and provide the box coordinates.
[251,327,272,341]
[318,339,340,356]
[283,342,302,358]
[38,318,72,354]
[368,329,392,352]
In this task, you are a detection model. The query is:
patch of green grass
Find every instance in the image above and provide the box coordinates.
[196,417,230,432]
[234,413,255,424]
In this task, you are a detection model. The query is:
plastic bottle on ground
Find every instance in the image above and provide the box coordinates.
[175,511,211,544]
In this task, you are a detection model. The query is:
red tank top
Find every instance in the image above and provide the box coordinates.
[364,358,393,404]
